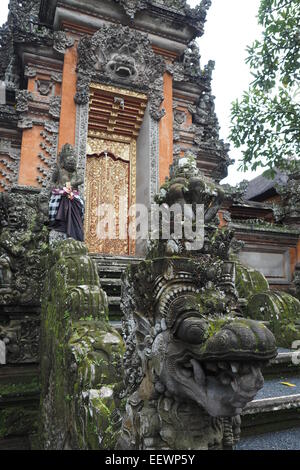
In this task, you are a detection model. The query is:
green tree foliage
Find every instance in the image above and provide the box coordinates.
[230,0,300,174]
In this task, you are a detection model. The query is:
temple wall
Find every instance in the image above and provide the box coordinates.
[16,56,65,189]
[18,125,45,186]
[235,228,299,290]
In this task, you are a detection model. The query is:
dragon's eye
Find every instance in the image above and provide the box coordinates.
[175,317,208,345]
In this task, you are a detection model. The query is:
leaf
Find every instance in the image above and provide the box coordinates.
[280,382,297,388]
[229,0,300,172]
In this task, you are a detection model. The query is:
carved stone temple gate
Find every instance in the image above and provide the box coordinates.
[84,84,147,256]
[1,0,262,451]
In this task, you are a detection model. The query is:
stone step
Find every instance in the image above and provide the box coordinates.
[0,366,40,406]
[100,278,123,287]
[241,373,300,437]
[91,255,144,319]
[264,348,300,376]
[108,296,122,306]
[92,254,143,270]
[0,365,40,448]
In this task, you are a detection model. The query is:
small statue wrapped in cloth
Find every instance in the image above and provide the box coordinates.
[49,144,84,243]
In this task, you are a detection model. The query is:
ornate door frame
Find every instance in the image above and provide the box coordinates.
[82,84,146,255]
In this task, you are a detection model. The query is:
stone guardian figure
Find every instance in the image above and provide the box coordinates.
[49,144,84,244]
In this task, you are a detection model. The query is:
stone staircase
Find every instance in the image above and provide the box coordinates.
[1,252,299,450]
[238,349,300,449]
[91,254,144,322]
[0,365,40,450]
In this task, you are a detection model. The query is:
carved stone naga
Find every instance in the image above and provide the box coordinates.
[119,155,277,450]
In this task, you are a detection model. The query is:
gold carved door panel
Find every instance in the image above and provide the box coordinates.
[84,139,136,256]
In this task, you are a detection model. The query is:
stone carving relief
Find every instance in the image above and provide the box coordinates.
[115,0,147,19]
[0,139,21,191]
[182,40,201,79]
[119,156,277,450]
[37,79,52,96]
[154,0,187,10]
[16,90,33,113]
[37,121,59,188]
[0,317,40,364]
[0,186,49,307]
[173,109,187,142]
[75,102,89,187]
[51,72,62,84]
[17,117,33,129]
[24,66,37,78]
[16,90,34,129]
[14,71,62,189]
[49,96,61,119]
[53,31,75,55]
[168,40,231,181]
[25,67,62,85]
[8,0,41,33]
[75,25,166,121]
[5,55,20,90]
[52,143,84,190]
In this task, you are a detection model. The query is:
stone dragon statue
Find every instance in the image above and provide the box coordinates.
[118,155,277,450]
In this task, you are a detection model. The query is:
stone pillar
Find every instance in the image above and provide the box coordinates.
[57,44,78,151]
[159,71,173,185]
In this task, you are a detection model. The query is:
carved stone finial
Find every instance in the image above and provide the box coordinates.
[116,0,147,19]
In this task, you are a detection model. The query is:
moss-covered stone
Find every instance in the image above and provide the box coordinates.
[38,239,125,450]
[0,407,38,439]
[0,377,40,398]
[196,287,227,316]
[247,291,300,348]
[0,375,40,442]
[235,263,269,300]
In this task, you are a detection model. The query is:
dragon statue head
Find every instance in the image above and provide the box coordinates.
[119,155,277,450]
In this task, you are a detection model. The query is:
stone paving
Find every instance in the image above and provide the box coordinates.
[237,427,300,450]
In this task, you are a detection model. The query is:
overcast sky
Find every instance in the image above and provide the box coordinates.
[0,0,263,185]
